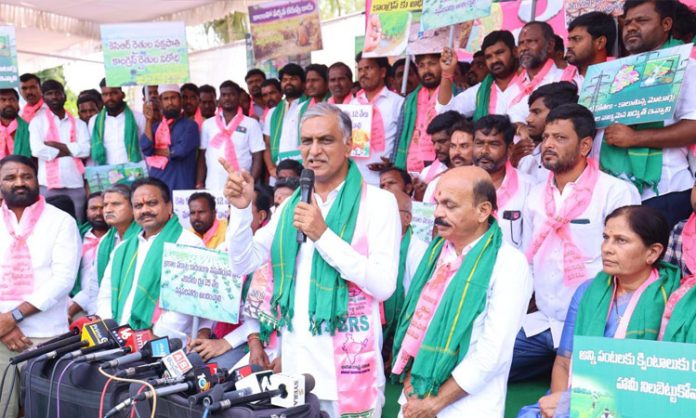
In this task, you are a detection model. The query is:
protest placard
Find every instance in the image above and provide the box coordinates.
[337,104,373,159]
[579,44,692,128]
[571,336,696,416]
[411,201,435,243]
[0,26,18,88]
[363,0,421,57]
[172,190,229,229]
[248,0,323,63]
[100,22,190,87]
[160,243,244,324]
[420,0,492,32]
[84,161,148,193]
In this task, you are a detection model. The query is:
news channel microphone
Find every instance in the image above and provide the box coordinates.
[34,315,100,348]
[101,336,180,369]
[296,169,315,243]
[61,319,127,361]
[207,373,315,412]
[188,363,264,406]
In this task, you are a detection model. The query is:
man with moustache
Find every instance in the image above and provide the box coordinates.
[29,79,90,223]
[89,78,145,166]
[19,73,45,123]
[563,12,616,88]
[140,84,200,191]
[438,31,521,120]
[259,79,282,127]
[299,64,331,118]
[198,85,218,120]
[180,83,204,131]
[510,104,640,381]
[96,177,211,337]
[472,115,534,249]
[380,167,414,196]
[508,21,565,124]
[353,52,405,185]
[391,58,420,97]
[0,89,31,158]
[393,53,444,173]
[200,80,265,189]
[263,64,307,178]
[392,166,533,417]
[0,155,80,417]
[327,62,354,105]
[187,192,227,249]
[422,119,474,203]
[223,103,400,417]
[68,192,108,319]
[600,0,696,228]
[245,69,267,119]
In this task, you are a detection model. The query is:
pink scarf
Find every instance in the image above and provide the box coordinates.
[0,196,45,301]
[82,230,102,257]
[659,275,696,340]
[193,108,204,131]
[682,213,696,274]
[44,110,85,189]
[0,119,17,158]
[354,88,386,153]
[147,118,175,170]
[392,241,462,374]
[407,87,438,172]
[202,218,221,247]
[497,161,520,209]
[21,99,44,123]
[525,159,599,286]
[510,59,555,107]
[209,108,244,171]
[423,159,446,183]
[611,269,659,338]
[560,65,578,82]
[328,95,353,105]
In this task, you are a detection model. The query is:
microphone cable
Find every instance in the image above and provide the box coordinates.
[97,367,158,418]
[55,358,79,418]
[46,355,69,418]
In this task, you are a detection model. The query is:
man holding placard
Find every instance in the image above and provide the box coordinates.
[88,78,145,166]
[223,103,400,417]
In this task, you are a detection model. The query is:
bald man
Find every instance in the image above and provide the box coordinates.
[390,167,533,417]
[382,190,428,372]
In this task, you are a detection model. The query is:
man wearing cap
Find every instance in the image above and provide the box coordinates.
[140,84,200,191]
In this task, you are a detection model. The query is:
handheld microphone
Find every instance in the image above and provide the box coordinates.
[188,364,263,405]
[62,319,123,361]
[124,329,155,354]
[206,372,306,413]
[100,337,180,369]
[104,381,196,418]
[35,340,89,362]
[296,169,315,243]
[34,315,100,348]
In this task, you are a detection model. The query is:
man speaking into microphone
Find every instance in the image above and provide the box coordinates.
[221,103,400,418]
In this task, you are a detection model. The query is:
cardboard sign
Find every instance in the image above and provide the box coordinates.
[0,26,19,88]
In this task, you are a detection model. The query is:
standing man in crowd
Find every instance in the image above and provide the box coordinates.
[299,64,331,120]
[564,11,616,88]
[328,62,354,105]
[19,73,45,123]
[198,84,218,120]
[260,79,282,123]
[421,118,473,203]
[0,89,31,158]
[353,53,405,185]
[263,64,306,177]
[76,94,100,124]
[29,80,90,223]
[245,69,267,119]
[393,53,443,174]
[0,155,80,417]
[200,80,265,189]
[89,78,145,166]
[181,83,203,131]
[224,103,400,417]
[141,84,200,191]
[188,192,226,249]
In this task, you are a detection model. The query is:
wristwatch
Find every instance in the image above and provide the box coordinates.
[10,308,24,324]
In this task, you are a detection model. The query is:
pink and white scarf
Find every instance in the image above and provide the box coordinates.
[354,88,386,154]
[510,59,556,107]
[497,161,520,210]
[422,159,446,184]
[0,119,17,158]
[525,159,599,287]
[0,196,45,301]
[407,87,438,172]
[328,95,353,105]
[147,118,175,170]
[209,108,245,171]
[193,108,204,131]
[21,99,44,123]
[44,110,85,189]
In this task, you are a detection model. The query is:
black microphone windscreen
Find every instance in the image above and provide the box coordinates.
[303,374,316,393]
[103,318,119,330]
[169,338,183,351]
[186,351,205,368]
[299,169,314,186]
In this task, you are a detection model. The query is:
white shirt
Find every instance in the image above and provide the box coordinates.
[0,203,80,337]
[29,108,91,189]
[521,167,641,346]
[517,144,549,185]
[507,63,566,124]
[262,98,305,163]
[96,228,212,336]
[403,233,428,294]
[398,238,533,417]
[227,182,401,401]
[423,175,442,203]
[594,59,696,200]
[201,113,265,190]
[87,107,145,165]
[436,80,522,117]
[351,87,405,185]
[72,229,102,315]
[498,169,534,250]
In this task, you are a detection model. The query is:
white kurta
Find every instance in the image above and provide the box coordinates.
[87,107,146,165]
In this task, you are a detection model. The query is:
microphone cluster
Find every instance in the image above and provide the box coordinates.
[15,316,316,417]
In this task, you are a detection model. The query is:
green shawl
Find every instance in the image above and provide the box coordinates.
[269,95,308,164]
[574,261,681,340]
[659,276,696,343]
[473,74,495,122]
[391,220,503,397]
[110,215,182,330]
[265,161,363,339]
[599,38,683,194]
[11,117,31,157]
[91,107,142,165]
[96,222,141,285]
[393,84,455,169]
[382,226,412,341]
